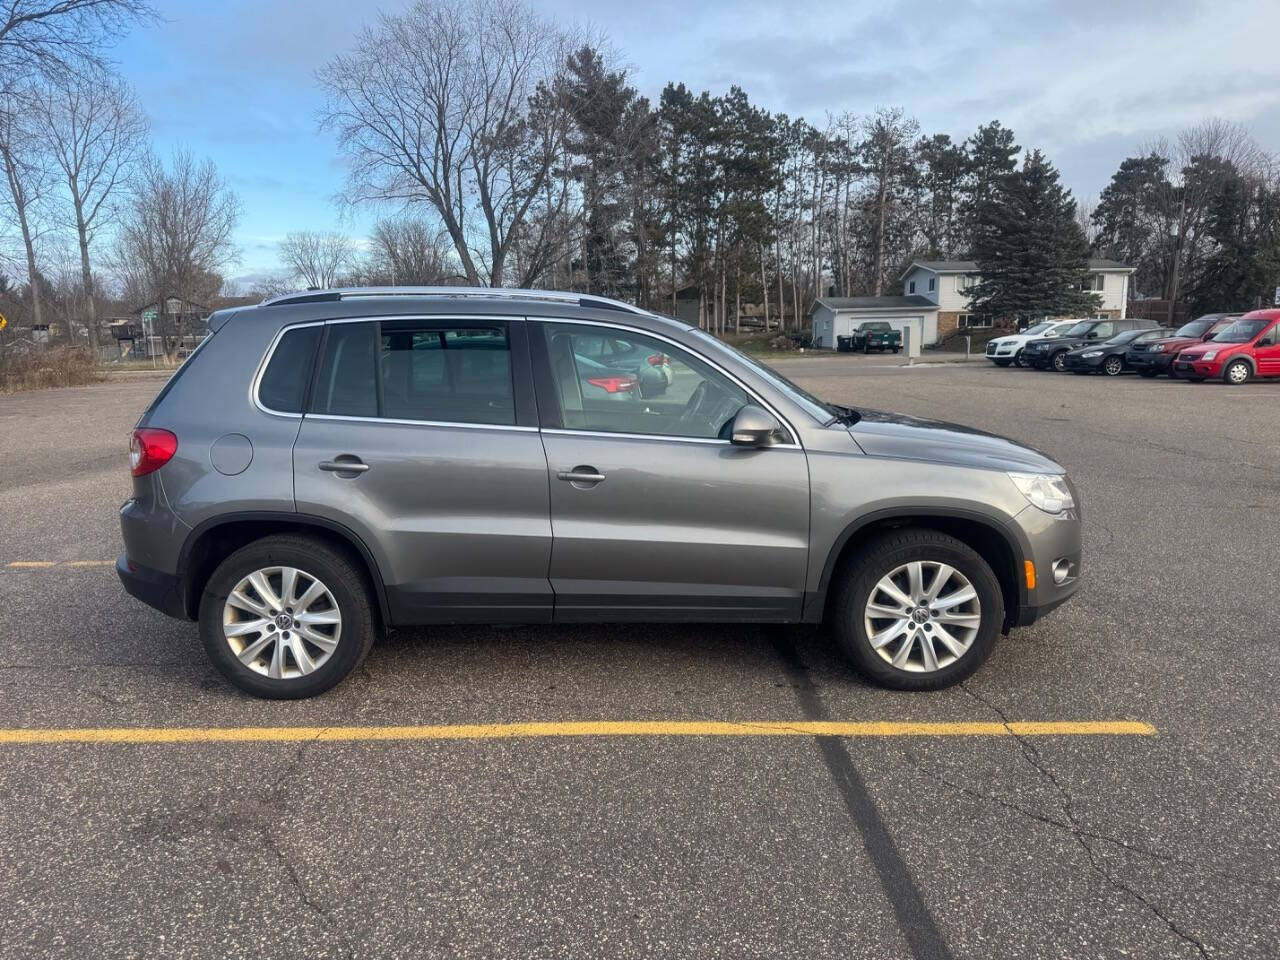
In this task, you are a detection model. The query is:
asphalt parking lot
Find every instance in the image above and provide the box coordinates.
[1,361,1276,959]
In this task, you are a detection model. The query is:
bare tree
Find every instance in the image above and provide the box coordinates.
[0,87,54,329]
[366,218,454,285]
[278,230,353,289]
[318,0,574,287]
[35,67,147,352]
[0,0,155,84]
[113,150,240,357]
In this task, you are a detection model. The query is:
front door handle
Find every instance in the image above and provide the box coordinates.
[319,458,369,474]
[557,466,605,485]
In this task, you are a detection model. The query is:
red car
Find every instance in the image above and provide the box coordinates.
[1173,310,1280,384]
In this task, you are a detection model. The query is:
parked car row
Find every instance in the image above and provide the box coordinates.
[986,310,1280,384]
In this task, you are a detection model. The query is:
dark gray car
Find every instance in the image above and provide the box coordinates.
[118,288,1082,698]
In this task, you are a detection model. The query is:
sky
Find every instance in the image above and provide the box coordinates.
[108,0,1280,286]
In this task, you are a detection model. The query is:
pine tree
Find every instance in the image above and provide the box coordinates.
[958,121,1019,256]
[1185,171,1273,313]
[970,150,1100,324]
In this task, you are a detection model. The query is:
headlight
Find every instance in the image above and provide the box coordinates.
[1008,473,1074,514]
[1202,351,1216,361]
[1150,344,1164,353]
[1081,350,1103,358]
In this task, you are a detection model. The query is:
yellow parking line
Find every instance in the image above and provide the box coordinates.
[65,560,115,568]
[6,561,58,569]
[0,720,1156,745]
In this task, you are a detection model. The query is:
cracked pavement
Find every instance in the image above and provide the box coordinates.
[0,365,1276,958]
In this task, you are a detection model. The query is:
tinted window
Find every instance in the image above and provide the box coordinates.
[541,323,751,440]
[379,325,514,425]
[312,322,377,417]
[258,326,321,413]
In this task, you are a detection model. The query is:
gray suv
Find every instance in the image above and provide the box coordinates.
[118,288,1081,699]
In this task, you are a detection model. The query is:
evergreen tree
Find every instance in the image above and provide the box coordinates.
[914,133,969,258]
[970,150,1101,324]
[1185,171,1277,313]
[958,121,1020,256]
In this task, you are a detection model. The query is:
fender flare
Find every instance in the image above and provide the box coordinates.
[809,506,1029,620]
[176,511,392,624]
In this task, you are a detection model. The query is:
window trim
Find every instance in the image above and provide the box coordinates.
[251,314,536,429]
[528,317,801,448]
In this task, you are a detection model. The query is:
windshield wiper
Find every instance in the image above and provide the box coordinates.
[824,403,862,427]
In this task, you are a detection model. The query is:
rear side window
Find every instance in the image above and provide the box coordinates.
[312,323,377,417]
[379,324,514,425]
[258,326,321,413]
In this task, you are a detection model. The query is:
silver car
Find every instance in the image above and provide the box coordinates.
[118,287,1081,699]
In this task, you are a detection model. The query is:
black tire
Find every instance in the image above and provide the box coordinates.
[892,346,899,354]
[830,529,1004,691]
[1102,356,1124,376]
[1223,359,1251,385]
[1051,350,1068,372]
[1012,350,1025,367]
[1138,370,1157,378]
[198,534,377,699]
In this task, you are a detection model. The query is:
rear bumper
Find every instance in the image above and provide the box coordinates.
[116,554,188,620]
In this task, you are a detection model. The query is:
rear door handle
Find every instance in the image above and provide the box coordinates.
[557,467,605,484]
[319,458,370,474]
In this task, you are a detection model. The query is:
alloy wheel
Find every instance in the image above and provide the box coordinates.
[222,566,342,679]
[1052,351,1067,371]
[863,561,982,673]
[1104,356,1123,376]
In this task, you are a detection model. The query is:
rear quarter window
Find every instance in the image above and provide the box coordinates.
[258,326,322,413]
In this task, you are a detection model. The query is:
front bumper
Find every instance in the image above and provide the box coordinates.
[1006,504,1082,629]
[1062,353,1105,371]
[1173,357,1220,378]
[116,554,188,620]
[1127,351,1172,374]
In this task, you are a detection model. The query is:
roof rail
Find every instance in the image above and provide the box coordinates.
[260,285,650,317]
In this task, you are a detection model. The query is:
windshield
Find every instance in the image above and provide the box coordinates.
[1022,322,1052,335]
[689,330,833,424]
[1063,321,1096,337]
[1211,319,1267,343]
[1173,319,1213,338]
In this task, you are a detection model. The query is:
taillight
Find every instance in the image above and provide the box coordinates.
[130,428,178,477]
[587,375,638,394]
[647,353,670,367]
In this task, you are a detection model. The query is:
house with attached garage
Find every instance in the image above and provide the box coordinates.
[809,258,1136,349]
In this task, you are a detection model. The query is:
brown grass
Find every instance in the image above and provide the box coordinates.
[0,346,106,393]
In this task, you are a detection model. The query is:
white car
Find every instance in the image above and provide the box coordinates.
[985,320,1080,367]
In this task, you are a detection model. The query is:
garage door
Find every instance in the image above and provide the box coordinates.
[880,316,923,351]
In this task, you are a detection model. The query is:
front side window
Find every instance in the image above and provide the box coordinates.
[540,323,752,440]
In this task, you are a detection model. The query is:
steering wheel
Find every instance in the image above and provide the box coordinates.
[679,380,709,426]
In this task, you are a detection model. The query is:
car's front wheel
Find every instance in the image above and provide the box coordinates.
[1012,349,1025,367]
[831,530,1003,690]
[1224,360,1251,385]
[1103,356,1124,376]
[199,535,376,699]
[1051,351,1069,372]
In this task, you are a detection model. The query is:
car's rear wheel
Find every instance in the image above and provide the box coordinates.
[1224,360,1251,385]
[831,530,1003,691]
[1051,351,1068,372]
[199,535,376,699]
[1103,356,1124,376]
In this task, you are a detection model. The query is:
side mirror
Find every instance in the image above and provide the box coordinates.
[730,405,783,447]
